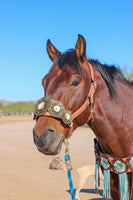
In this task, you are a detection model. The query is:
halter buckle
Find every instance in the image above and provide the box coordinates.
[91,79,96,89]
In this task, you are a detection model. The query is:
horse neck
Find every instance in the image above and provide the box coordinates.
[88,68,133,158]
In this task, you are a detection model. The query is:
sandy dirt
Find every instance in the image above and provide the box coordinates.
[0,119,103,200]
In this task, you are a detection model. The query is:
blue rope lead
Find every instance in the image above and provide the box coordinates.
[64,154,75,200]
[64,139,75,200]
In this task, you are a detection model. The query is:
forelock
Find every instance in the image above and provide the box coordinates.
[55,49,81,74]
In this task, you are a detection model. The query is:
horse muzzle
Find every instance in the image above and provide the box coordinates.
[33,128,63,155]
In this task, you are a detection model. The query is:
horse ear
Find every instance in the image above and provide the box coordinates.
[46,39,61,62]
[75,34,86,61]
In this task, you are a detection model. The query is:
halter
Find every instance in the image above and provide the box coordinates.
[33,59,96,138]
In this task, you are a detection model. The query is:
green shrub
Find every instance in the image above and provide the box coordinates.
[0,103,3,109]
[2,102,34,114]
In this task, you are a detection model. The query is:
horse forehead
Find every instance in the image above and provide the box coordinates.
[47,64,74,83]
[44,68,66,93]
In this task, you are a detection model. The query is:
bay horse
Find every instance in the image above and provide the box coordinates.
[33,35,133,199]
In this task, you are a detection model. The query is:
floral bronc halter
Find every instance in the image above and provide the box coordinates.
[33,97,72,126]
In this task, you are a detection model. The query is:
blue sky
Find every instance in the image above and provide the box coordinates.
[0,0,133,101]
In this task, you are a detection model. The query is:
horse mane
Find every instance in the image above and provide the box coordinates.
[56,49,131,98]
[88,59,131,97]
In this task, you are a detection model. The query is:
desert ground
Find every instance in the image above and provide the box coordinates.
[0,118,103,200]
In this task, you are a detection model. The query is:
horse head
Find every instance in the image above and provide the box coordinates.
[33,35,95,155]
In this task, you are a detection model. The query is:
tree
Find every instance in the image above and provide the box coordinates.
[122,66,133,80]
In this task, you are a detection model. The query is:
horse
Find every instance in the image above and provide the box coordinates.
[33,34,133,199]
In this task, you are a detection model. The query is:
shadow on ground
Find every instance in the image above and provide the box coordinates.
[67,188,103,199]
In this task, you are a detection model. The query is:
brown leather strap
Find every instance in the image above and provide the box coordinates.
[72,59,96,122]
[67,60,96,137]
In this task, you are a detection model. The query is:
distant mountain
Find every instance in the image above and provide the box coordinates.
[0,99,35,107]
[0,99,15,106]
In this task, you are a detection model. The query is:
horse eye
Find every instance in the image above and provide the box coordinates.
[70,80,79,87]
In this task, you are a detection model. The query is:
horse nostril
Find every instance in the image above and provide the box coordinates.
[33,127,56,149]
[38,139,44,147]
[48,129,55,134]
[45,128,56,143]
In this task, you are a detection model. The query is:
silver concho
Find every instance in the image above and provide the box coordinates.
[53,105,61,112]
[65,113,71,120]
[37,102,45,110]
